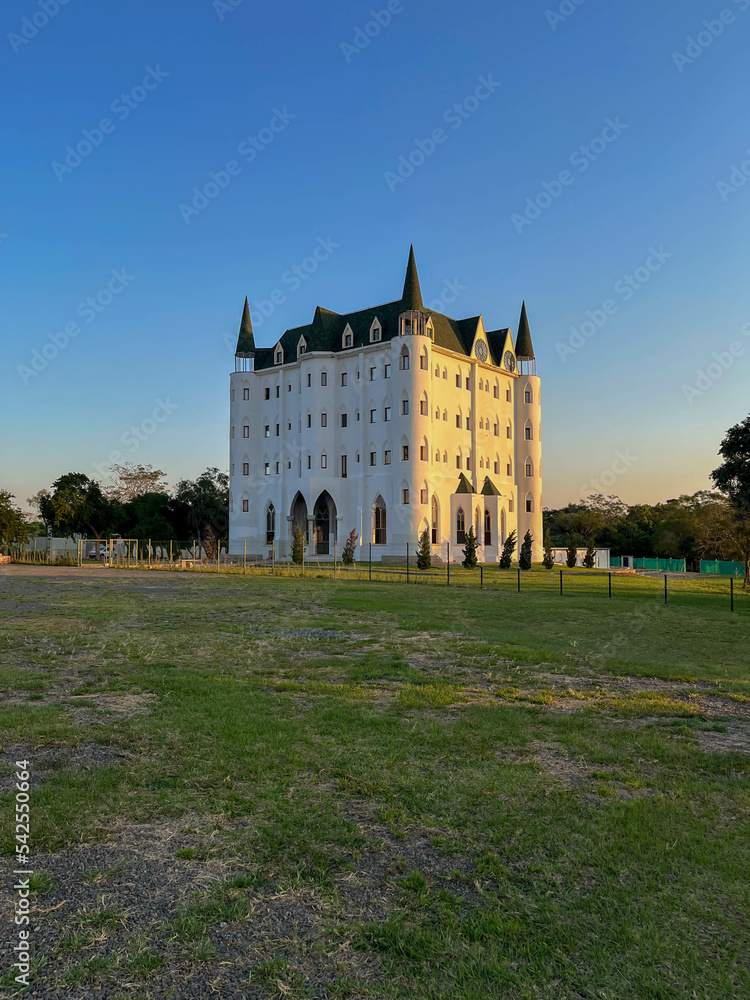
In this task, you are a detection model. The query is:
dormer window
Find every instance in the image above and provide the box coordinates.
[297,336,307,358]
[345,333,352,347]
[370,319,382,343]
[342,325,354,349]
[275,348,283,364]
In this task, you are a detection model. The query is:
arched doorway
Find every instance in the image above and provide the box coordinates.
[290,492,308,544]
[313,491,337,555]
[373,496,387,545]
[431,495,439,544]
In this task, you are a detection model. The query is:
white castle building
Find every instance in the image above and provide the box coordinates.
[228,248,542,562]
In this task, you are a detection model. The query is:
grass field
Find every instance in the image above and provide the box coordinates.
[1,565,749,999]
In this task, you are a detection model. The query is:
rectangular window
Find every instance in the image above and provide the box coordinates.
[242,500,249,512]
[466,417,470,430]
[455,374,461,387]
[243,426,250,438]
[456,456,461,469]
[243,388,250,400]
[321,372,328,386]
[307,373,312,387]
[465,377,470,390]
[466,457,471,471]
[264,425,270,438]
[288,383,291,392]
[341,413,348,428]
[456,415,461,428]
[420,355,428,370]
[275,462,279,474]
[264,387,270,400]
[509,497,514,512]
[384,406,391,421]
[402,489,409,504]
[384,450,391,465]
[275,424,279,436]
[525,390,532,403]
[321,413,327,427]
[526,499,532,513]
[264,463,270,476]
[321,455,327,469]
[275,352,282,364]
[370,367,376,381]
[420,489,428,505]
[402,445,409,461]
[276,386,280,398]
[384,364,391,378]
[288,422,292,430]
[507,462,512,476]
[493,385,499,399]
[345,333,352,347]
[373,327,381,341]
[507,426,512,439]
[243,463,249,475]
[494,424,499,437]
[506,388,511,402]
[402,400,409,416]
[526,463,532,476]
[370,452,377,466]
[356,369,360,379]
[370,409,377,423]
[420,445,427,461]
[307,414,312,429]
[400,354,410,371]
[494,461,499,475]
[341,455,347,478]
[341,372,347,386]
[525,427,532,440]
[420,400,427,416]
[307,456,312,469]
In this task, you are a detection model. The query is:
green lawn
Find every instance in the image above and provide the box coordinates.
[1,567,749,999]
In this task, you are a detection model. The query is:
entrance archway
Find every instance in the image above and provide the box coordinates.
[290,492,308,543]
[313,491,337,555]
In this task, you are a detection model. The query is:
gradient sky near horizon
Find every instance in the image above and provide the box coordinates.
[2,0,749,512]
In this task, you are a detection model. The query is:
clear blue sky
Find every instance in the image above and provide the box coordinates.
[2,0,748,511]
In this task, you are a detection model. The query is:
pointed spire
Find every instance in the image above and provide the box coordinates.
[515,300,535,360]
[235,297,255,356]
[401,244,424,311]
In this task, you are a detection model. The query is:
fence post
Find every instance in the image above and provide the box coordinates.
[244,539,247,576]
[406,544,409,585]
[272,540,276,577]
[447,543,450,587]
[664,574,668,605]
[369,543,372,582]
[517,568,521,593]
[333,540,336,581]
[731,576,734,613]
[560,570,563,596]
[169,540,172,570]
[608,572,612,599]
[148,540,151,570]
[33,538,37,564]
[480,565,483,590]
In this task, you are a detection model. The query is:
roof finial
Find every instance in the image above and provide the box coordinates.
[515,300,535,360]
[401,244,424,311]
[235,296,256,356]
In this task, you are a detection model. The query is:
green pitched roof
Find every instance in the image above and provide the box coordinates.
[235,298,256,356]
[481,476,502,497]
[250,249,527,371]
[456,473,474,494]
[401,244,423,311]
[515,301,535,360]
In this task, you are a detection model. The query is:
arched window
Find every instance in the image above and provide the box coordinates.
[456,507,466,544]
[475,507,481,537]
[373,496,387,545]
[435,364,440,377]
[266,503,276,545]
[501,508,506,544]
[526,494,534,513]
[442,368,447,380]
[419,392,428,416]
[399,346,410,371]
[525,422,533,441]
[431,495,439,544]
[524,385,533,404]
[420,349,428,371]
[442,409,447,422]
[526,459,533,477]
[484,508,491,546]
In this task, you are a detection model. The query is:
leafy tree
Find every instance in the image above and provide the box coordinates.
[43,473,114,540]
[711,414,750,587]
[519,530,533,570]
[117,492,176,541]
[566,534,579,569]
[106,464,168,502]
[697,497,750,589]
[173,468,228,560]
[542,531,555,570]
[499,530,517,570]
[417,528,431,570]
[0,492,30,547]
[292,524,306,565]
[27,490,52,534]
[341,529,357,566]
[583,538,596,569]
[462,525,478,569]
